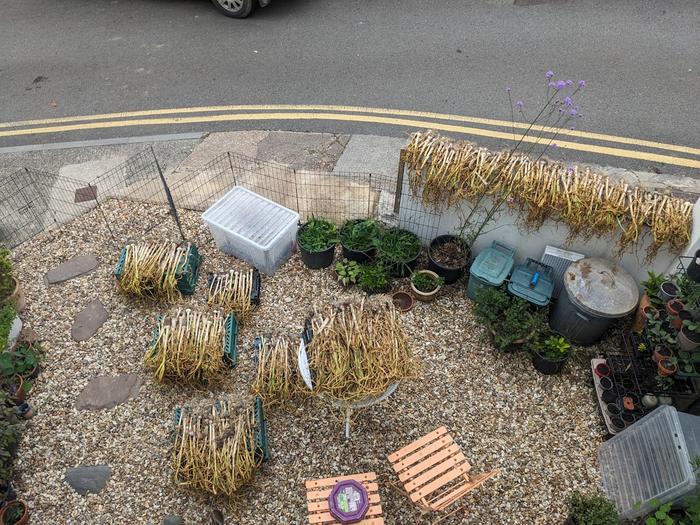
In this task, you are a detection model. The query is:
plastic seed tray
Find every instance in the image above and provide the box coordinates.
[114,243,202,296]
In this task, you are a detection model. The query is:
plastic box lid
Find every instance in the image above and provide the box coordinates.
[202,186,298,250]
[470,241,515,286]
[507,258,554,306]
[598,405,700,519]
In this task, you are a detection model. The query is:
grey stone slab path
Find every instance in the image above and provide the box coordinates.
[64,465,112,495]
[71,299,109,342]
[45,255,98,284]
[75,373,142,410]
[163,517,184,525]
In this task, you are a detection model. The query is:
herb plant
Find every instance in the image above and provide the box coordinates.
[0,342,39,378]
[643,271,666,308]
[0,390,21,484]
[358,263,390,294]
[646,316,676,346]
[567,490,619,525]
[0,304,16,352]
[411,272,443,293]
[378,228,421,263]
[0,249,13,303]
[530,334,572,361]
[297,217,337,252]
[339,219,381,252]
[335,258,361,286]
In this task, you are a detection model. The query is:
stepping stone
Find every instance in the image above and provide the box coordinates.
[164,517,184,525]
[46,255,98,284]
[65,465,112,495]
[71,299,109,342]
[75,373,141,410]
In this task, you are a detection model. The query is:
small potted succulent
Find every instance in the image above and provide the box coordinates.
[529,334,573,375]
[565,490,619,525]
[296,217,337,269]
[377,228,422,277]
[335,258,362,287]
[409,270,443,302]
[338,219,381,263]
[358,263,391,295]
[472,286,545,353]
[427,234,470,284]
[0,499,29,525]
[679,318,700,352]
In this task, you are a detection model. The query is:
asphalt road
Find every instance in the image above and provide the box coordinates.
[1,0,699,172]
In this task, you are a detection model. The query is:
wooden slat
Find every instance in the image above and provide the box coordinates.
[307,492,381,512]
[307,484,380,502]
[308,504,383,524]
[411,462,471,502]
[398,443,463,482]
[428,469,501,511]
[392,436,456,474]
[306,472,376,489]
[388,427,448,463]
[405,454,469,492]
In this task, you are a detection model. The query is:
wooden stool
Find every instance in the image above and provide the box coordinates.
[387,426,500,524]
[305,471,385,524]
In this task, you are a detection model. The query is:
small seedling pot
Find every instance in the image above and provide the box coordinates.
[658,358,678,377]
[606,403,621,416]
[16,402,34,420]
[427,235,470,284]
[598,376,614,391]
[621,412,636,427]
[623,393,640,411]
[609,416,625,432]
[594,362,611,378]
[391,291,414,313]
[601,390,617,404]
[658,281,680,302]
[0,499,29,525]
[409,270,442,302]
[652,345,673,363]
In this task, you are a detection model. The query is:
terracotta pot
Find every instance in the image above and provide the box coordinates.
[652,346,673,363]
[409,270,442,302]
[679,326,700,352]
[0,499,29,525]
[667,299,685,329]
[658,359,678,377]
[632,293,653,332]
[8,277,25,313]
[391,291,414,313]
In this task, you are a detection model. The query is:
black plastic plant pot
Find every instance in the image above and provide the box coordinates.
[341,245,375,263]
[621,412,636,427]
[531,350,569,375]
[299,243,335,269]
[606,403,621,416]
[601,390,617,404]
[610,416,625,432]
[427,235,470,284]
[599,376,614,391]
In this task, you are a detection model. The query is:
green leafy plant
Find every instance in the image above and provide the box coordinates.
[0,342,39,378]
[0,304,16,352]
[4,502,25,525]
[683,318,700,334]
[473,286,545,352]
[335,258,362,287]
[644,498,675,525]
[0,249,14,304]
[339,219,381,252]
[358,263,390,294]
[297,217,337,252]
[567,490,619,525]
[530,334,572,361]
[643,271,666,308]
[677,273,700,310]
[378,228,421,264]
[0,390,21,484]
[647,316,677,346]
[411,272,443,293]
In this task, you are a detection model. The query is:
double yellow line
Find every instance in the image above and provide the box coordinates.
[2,104,699,168]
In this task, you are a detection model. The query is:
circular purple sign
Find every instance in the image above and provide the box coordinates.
[328,479,370,524]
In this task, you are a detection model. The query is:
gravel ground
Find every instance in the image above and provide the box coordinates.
[11,199,606,525]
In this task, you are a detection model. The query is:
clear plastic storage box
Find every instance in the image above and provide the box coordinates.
[202,186,299,275]
[598,405,700,519]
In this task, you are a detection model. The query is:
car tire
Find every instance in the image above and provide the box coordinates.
[210,0,256,18]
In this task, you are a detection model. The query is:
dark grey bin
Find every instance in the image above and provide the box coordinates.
[549,257,638,346]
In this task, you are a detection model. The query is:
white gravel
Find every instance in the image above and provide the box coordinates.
[11,199,606,525]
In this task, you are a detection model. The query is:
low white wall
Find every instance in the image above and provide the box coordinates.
[398,166,700,283]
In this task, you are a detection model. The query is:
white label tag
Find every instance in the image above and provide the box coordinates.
[298,338,313,390]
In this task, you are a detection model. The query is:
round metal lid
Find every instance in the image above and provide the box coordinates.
[563,257,639,318]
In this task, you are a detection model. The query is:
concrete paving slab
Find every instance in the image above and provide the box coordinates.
[332,134,406,177]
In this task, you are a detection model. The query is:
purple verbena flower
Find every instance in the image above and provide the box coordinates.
[569,108,579,117]
[551,143,558,148]
[563,96,573,106]
[545,70,555,79]
[566,80,573,86]
[516,100,524,109]
[578,80,586,88]
[548,81,556,88]
[555,80,567,90]
[506,87,511,92]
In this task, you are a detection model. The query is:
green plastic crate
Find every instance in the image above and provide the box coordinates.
[254,396,270,463]
[114,243,202,296]
[467,241,515,300]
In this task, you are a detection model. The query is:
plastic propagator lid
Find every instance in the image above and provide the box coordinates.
[470,244,514,286]
[563,257,638,318]
[328,479,369,524]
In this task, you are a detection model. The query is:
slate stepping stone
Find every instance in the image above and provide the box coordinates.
[75,373,142,410]
[45,255,98,284]
[65,465,112,495]
[164,517,184,525]
[71,299,109,342]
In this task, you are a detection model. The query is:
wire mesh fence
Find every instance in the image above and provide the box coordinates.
[0,148,441,250]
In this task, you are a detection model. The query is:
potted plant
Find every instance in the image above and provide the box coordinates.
[335,258,362,287]
[565,490,619,525]
[391,291,414,313]
[7,342,39,380]
[659,280,680,302]
[0,250,23,314]
[530,334,573,375]
[646,316,676,348]
[652,345,673,363]
[427,235,470,284]
[667,298,685,329]
[358,263,391,295]
[409,270,443,302]
[0,305,19,353]
[0,391,21,498]
[296,217,337,269]
[377,228,422,277]
[658,358,678,376]
[472,286,545,353]
[338,219,381,263]
[0,499,28,525]
[679,318,700,352]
